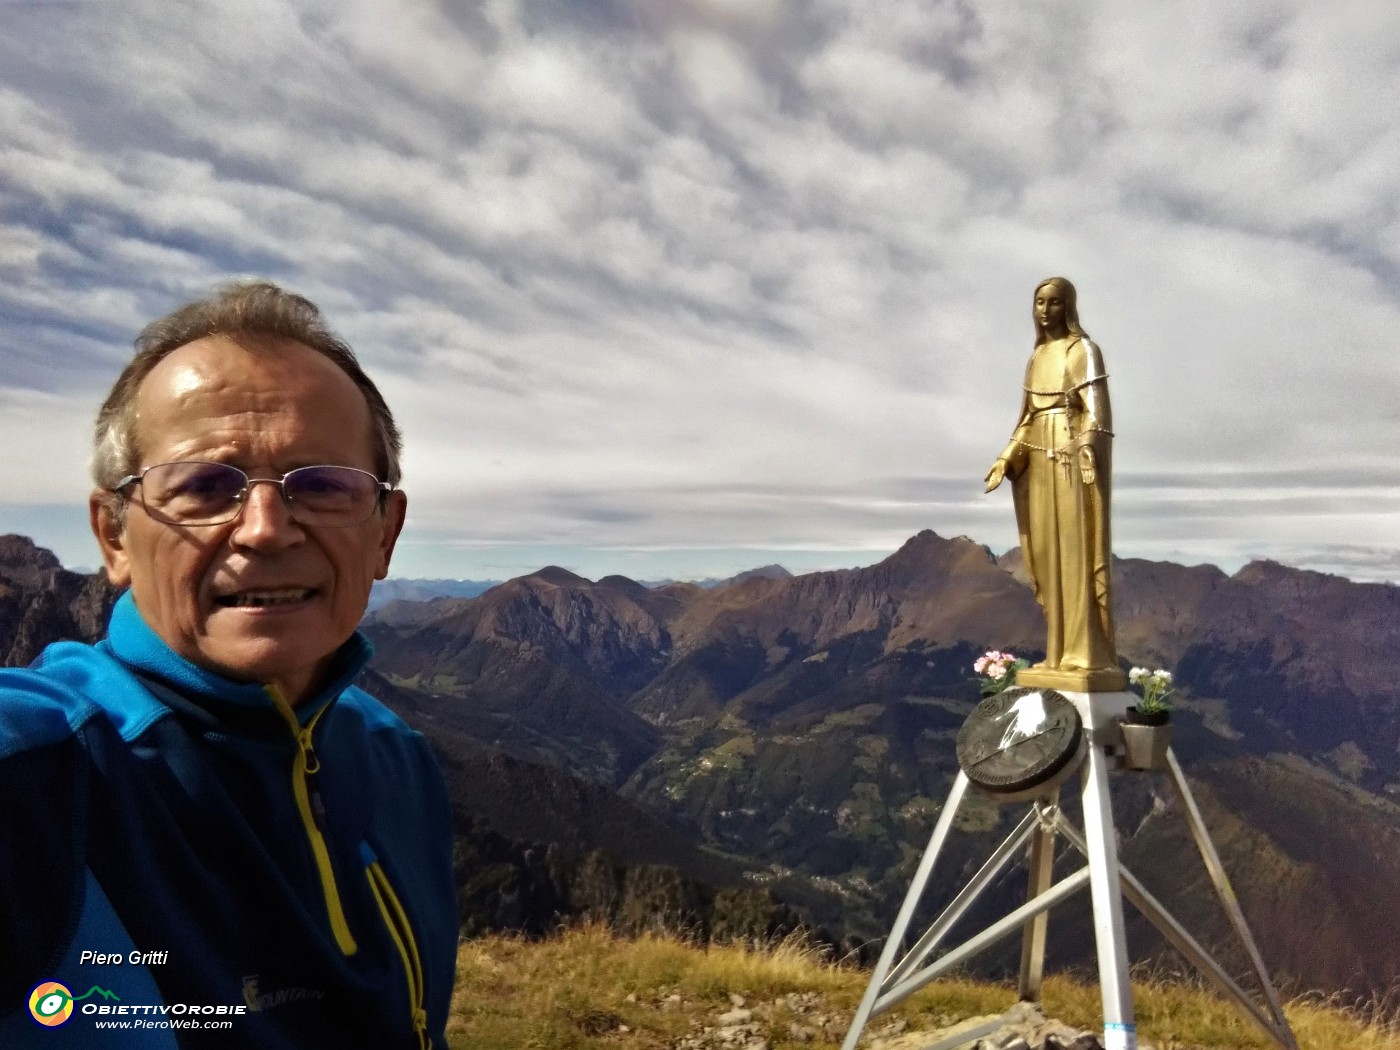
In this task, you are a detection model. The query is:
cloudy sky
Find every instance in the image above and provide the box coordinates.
[2,0,1398,585]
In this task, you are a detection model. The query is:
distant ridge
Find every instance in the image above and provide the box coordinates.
[640,564,794,590]
[367,577,499,611]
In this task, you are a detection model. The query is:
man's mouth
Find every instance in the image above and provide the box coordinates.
[214,588,317,609]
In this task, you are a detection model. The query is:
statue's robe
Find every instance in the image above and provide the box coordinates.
[1005,335,1119,677]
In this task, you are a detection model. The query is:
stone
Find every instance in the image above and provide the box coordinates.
[1044,1037,1102,1050]
[1001,1002,1042,1026]
[914,1000,1102,1050]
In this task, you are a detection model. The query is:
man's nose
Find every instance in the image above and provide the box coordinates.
[229,480,304,546]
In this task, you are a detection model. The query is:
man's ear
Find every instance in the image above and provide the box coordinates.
[90,491,132,588]
[374,490,408,581]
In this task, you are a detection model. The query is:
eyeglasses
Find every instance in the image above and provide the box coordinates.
[113,461,392,528]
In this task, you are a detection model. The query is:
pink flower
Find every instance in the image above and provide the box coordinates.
[975,649,1020,681]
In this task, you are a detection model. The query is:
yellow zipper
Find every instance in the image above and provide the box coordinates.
[365,858,430,1050]
[267,686,359,956]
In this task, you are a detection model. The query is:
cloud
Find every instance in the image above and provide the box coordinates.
[1,0,1398,583]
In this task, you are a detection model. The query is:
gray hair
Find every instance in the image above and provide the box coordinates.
[92,280,402,493]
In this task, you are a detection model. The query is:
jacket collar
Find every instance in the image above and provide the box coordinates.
[103,590,375,728]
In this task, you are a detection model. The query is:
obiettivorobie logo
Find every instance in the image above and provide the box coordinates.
[25,980,247,1032]
[28,981,120,1027]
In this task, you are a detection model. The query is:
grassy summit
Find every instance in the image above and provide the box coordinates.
[446,925,1399,1050]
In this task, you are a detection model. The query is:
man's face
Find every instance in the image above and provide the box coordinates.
[91,335,407,704]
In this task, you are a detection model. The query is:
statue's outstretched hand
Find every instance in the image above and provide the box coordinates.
[984,460,1006,492]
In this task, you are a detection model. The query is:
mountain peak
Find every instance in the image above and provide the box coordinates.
[0,533,63,578]
[529,566,592,587]
[721,564,792,587]
[880,529,993,574]
[1231,558,1343,587]
[891,528,947,555]
[597,574,651,600]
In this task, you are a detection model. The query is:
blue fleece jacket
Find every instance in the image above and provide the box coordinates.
[0,592,457,1048]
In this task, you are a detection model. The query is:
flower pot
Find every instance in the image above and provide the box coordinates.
[1119,712,1171,771]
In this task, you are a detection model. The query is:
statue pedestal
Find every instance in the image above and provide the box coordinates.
[1016,665,1127,692]
[839,691,1298,1050]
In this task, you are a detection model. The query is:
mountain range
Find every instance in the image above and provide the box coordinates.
[5,530,1398,999]
[361,530,1400,998]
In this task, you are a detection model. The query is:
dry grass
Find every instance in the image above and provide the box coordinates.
[447,925,1400,1050]
[1040,973,1400,1050]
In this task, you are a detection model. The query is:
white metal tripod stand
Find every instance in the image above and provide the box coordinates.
[840,691,1299,1050]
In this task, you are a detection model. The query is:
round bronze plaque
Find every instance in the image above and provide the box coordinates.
[956,687,1084,799]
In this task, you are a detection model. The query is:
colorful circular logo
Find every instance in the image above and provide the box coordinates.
[28,981,74,1027]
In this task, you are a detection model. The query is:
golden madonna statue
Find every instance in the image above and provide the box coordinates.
[984,277,1126,692]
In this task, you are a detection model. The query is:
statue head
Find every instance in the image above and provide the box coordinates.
[1032,276,1087,345]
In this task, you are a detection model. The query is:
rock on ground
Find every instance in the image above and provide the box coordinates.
[667,994,1163,1050]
